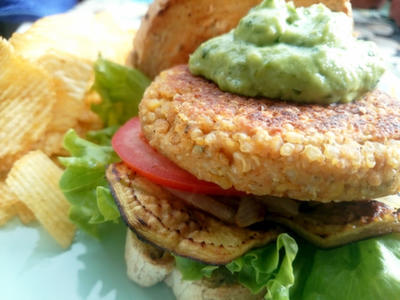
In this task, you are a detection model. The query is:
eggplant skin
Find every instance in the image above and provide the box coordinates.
[265,196,400,248]
[107,160,400,255]
[106,162,280,265]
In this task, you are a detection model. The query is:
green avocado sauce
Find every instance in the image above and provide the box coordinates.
[188,0,385,104]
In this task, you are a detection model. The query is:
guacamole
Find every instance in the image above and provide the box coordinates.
[189,0,385,104]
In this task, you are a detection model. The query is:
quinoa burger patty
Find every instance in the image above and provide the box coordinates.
[139,65,400,202]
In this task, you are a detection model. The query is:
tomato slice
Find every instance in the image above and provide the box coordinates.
[112,117,243,195]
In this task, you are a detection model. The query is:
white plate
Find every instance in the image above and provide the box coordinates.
[0,219,175,300]
[2,71,399,300]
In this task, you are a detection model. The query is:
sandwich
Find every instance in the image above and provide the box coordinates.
[59,0,400,299]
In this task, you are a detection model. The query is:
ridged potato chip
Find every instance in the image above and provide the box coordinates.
[8,12,134,156]
[0,206,15,227]
[0,182,35,226]
[15,201,36,225]
[0,182,17,226]
[6,150,76,248]
[0,182,17,209]
[10,12,135,64]
[33,50,101,155]
[37,49,93,103]
[0,39,56,174]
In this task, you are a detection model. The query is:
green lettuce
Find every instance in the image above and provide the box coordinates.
[59,129,120,236]
[175,234,298,300]
[92,57,151,127]
[86,125,119,146]
[175,234,400,300]
[290,233,400,300]
[175,256,219,281]
[59,58,150,236]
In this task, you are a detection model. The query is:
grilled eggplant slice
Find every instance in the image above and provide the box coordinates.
[108,162,400,253]
[263,195,400,248]
[107,163,280,265]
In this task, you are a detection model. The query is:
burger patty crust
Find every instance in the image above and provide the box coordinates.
[139,65,400,202]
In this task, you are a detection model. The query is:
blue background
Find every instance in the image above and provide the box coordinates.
[0,0,152,22]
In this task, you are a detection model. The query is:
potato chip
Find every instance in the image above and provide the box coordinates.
[76,91,103,132]
[0,206,15,227]
[10,12,135,64]
[6,150,76,248]
[0,39,56,174]
[35,96,102,156]
[8,12,133,156]
[0,182,17,208]
[38,50,93,103]
[15,201,36,225]
[0,182,17,226]
[0,180,37,225]
[39,51,103,148]
[32,50,97,155]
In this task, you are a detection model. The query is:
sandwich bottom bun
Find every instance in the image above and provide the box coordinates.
[125,229,174,287]
[125,230,264,300]
[165,270,264,300]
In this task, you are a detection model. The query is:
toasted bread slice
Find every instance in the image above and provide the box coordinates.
[125,230,174,287]
[130,0,352,78]
[125,230,264,299]
[165,269,264,300]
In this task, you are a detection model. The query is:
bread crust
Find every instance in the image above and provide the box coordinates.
[125,230,174,287]
[139,65,400,202]
[165,269,264,300]
[124,230,264,300]
[130,0,352,78]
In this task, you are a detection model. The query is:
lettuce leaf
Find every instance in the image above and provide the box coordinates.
[290,233,400,300]
[175,233,298,300]
[91,57,151,127]
[175,256,219,280]
[59,59,150,236]
[86,125,119,146]
[59,129,120,236]
[175,233,400,300]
